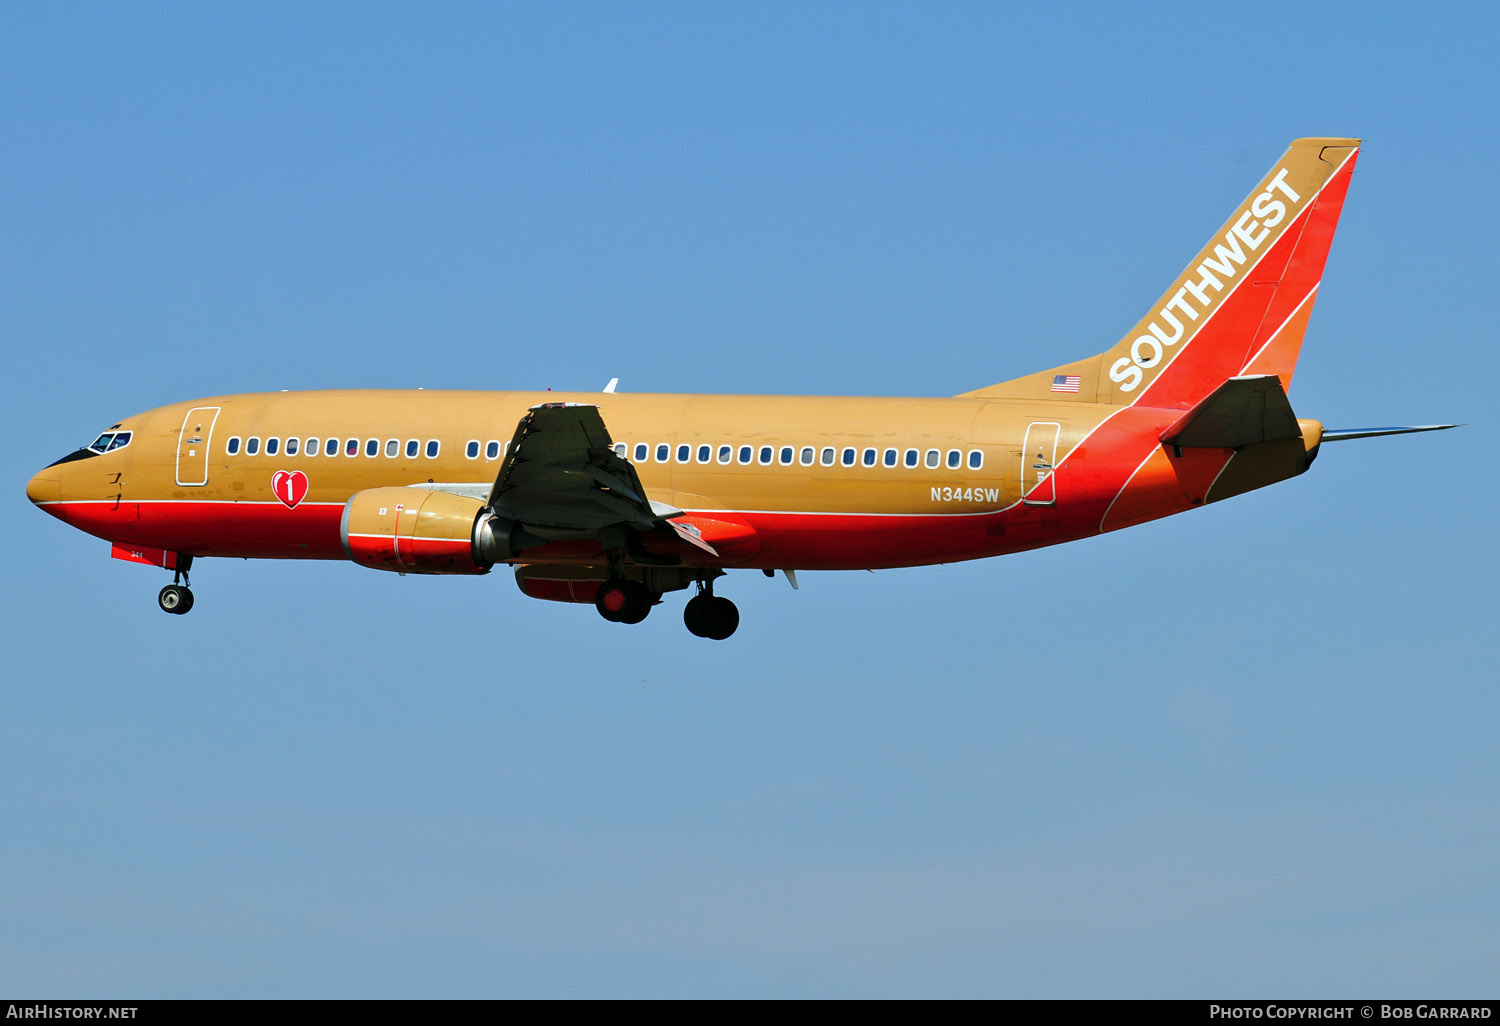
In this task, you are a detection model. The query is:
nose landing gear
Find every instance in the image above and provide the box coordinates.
[158,584,193,615]
[157,555,195,615]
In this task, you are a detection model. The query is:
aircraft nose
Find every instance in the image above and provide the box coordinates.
[26,465,62,506]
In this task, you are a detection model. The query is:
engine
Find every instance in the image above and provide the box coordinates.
[514,564,702,604]
[513,564,610,603]
[340,487,543,575]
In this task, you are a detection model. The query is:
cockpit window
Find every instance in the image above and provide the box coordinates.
[88,431,132,453]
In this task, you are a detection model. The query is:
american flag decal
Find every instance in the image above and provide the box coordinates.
[1050,374,1082,393]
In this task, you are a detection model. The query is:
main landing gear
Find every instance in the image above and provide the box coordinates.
[157,555,195,615]
[595,578,652,625]
[683,581,738,640]
[591,571,740,639]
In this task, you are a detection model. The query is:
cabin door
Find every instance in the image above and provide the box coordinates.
[175,407,221,486]
[1021,422,1060,506]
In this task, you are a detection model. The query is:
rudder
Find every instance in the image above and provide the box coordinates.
[963,138,1360,407]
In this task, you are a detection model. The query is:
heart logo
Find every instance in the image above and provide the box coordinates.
[271,469,309,509]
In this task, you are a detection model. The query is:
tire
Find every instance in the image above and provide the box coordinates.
[595,581,628,622]
[704,597,739,640]
[158,585,188,615]
[683,594,713,637]
[596,579,650,624]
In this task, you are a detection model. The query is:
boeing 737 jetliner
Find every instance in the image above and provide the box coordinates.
[26,138,1454,638]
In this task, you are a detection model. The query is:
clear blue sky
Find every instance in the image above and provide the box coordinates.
[3,2,1495,997]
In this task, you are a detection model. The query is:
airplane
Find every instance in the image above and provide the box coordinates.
[25,137,1456,639]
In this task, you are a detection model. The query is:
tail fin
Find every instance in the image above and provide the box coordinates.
[963,138,1360,407]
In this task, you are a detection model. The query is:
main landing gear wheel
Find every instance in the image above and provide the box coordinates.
[683,594,738,640]
[158,585,194,615]
[595,579,651,624]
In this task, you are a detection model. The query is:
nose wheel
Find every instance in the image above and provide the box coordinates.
[158,584,194,615]
[157,555,196,615]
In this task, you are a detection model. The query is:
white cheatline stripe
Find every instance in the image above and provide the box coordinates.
[1204,451,1240,498]
[1094,278,1327,533]
[1125,147,1357,409]
[682,506,1016,519]
[1238,282,1320,375]
[42,497,1021,520]
[35,499,347,507]
[1045,146,1358,485]
[346,533,469,544]
[1097,446,1166,532]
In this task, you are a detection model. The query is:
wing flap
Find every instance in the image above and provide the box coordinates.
[483,403,716,565]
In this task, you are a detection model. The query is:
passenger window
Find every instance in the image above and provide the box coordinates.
[426,440,440,458]
[226,437,241,455]
[925,449,940,468]
[947,449,961,468]
[905,449,918,468]
[801,447,814,466]
[780,446,794,465]
[735,445,750,464]
[405,440,419,458]
[613,443,626,458]
[306,438,320,457]
[285,437,299,456]
[384,439,398,457]
[884,448,897,467]
[247,437,261,456]
[466,440,480,459]
[678,444,691,462]
[698,445,711,463]
[841,448,855,466]
[759,446,773,465]
[346,439,360,457]
[969,449,983,469]
[657,444,670,462]
[821,447,835,466]
[634,443,648,462]
[485,441,500,460]
[718,445,732,464]
[327,438,340,457]
[365,438,379,457]
[862,448,876,467]
[266,438,280,456]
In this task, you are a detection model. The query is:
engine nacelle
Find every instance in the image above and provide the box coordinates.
[513,564,608,604]
[341,487,490,575]
[514,564,703,604]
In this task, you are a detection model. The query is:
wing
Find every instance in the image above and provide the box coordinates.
[484,402,718,557]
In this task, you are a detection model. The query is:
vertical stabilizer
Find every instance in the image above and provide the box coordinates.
[963,138,1360,407]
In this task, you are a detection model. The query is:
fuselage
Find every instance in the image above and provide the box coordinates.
[25,387,1320,573]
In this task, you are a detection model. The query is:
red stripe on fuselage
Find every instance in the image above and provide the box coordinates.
[41,496,1140,571]
[39,501,347,559]
[1036,166,1349,537]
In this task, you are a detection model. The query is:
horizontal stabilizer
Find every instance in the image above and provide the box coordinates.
[1321,424,1460,442]
[1159,375,1301,448]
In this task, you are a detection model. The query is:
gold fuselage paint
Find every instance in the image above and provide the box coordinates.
[33,388,1125,570]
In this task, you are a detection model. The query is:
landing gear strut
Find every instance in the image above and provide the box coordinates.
[158,555,195,615]
[683,581,738,640]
